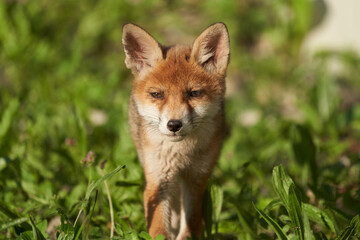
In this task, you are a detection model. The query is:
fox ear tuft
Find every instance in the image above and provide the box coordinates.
[191,23,230,76]
[122,24,163,75]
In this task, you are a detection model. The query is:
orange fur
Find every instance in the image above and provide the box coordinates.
[122,23,230,239]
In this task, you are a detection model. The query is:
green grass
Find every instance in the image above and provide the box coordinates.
[0,0,360,239]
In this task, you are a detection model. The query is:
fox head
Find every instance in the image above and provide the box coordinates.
[122,23,230,142]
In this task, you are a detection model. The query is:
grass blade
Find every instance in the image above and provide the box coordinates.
[0,99,19,148]
[211,184,223,234]
[288,184,304,240]
[254,203,289,240]
[202,184,212,239]
[264,199,283,212]
[115,180,142,187]
[74,103,87,157]
[314,232,328,240]
[235,205,256,238]
[272,165,294,210]
[85,165,125,200]
[74,191,98,240]
[29,216,46,240]
[0,201,32,231]
[335,215,360,240]
[0,217,28,231]
[290,124,317,187]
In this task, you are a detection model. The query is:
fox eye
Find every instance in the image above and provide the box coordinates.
[189,90,203,98]
[150,92,164,99]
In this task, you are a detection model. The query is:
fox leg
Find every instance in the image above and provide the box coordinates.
[144,179,181,239]
[177,175,209,240]
[144,183,168,238]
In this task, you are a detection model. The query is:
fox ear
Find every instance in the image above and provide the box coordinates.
[191,23,230,76]
[122,24,163,75]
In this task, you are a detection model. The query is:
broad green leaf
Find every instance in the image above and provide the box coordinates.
[288,184,304,240]
[29,216,46,240]
[117,218,131,233]
[303,203,336,232]
[303,207,315,240]
[272,165,294,210]
[57,210,75,240]
[254,203,288,240]
[139,231,152,240]
[324,205,352,233]
[335,215,360,240]
[17,231,34,240]
[129,231,141,240]
[118,231,138,240]
[279,215,291,224]
[154,234,166,240]
[282,224,290,235]
[36,220,48,239]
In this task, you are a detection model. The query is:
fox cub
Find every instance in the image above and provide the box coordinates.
[122,22,230,239]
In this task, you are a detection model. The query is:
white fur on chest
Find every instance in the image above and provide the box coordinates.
[141,124,216,184]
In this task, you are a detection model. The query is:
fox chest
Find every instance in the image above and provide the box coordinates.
[141,139,212,182]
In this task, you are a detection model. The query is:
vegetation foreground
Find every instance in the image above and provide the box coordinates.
[0,1,359,239]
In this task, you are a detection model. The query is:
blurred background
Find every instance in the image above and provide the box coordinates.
[0,0,359,239]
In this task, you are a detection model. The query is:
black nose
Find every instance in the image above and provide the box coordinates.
[167,120,183,132]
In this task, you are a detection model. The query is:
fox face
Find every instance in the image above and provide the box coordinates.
[123,23,229,142]
[132,46,225,142]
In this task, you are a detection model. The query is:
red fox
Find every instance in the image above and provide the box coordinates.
[122,22,230,239]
